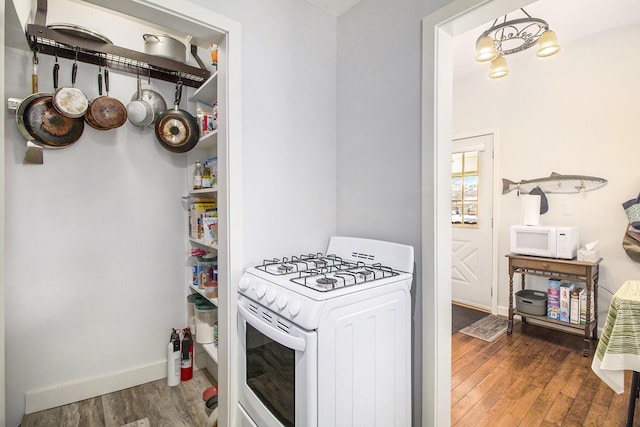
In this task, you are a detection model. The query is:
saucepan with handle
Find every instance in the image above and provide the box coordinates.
[126,72,155,128]
[126,71,167,128]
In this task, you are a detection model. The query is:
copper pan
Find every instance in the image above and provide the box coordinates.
[85,67,127,130]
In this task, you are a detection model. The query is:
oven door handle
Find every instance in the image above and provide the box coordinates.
[238,304,306,352]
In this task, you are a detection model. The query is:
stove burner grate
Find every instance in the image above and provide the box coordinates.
[290,263,399,292]
[256,253,357,276]
[254,252,401,292]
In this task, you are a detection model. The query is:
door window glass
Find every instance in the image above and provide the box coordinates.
[452,151,479,226]
[246,323,295,427]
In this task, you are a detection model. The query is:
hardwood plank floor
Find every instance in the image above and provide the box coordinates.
[453,322,640,426]
[21,369,216,427]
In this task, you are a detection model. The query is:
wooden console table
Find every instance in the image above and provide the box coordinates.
[506,253,602,357]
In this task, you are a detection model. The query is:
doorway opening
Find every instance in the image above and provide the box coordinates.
[421,0,532,425]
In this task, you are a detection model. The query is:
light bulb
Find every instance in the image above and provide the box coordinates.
[489,56,508,79]
[536,30,560,58]
[475,35,499,62]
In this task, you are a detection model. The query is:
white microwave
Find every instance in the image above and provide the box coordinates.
[510,225,579,259]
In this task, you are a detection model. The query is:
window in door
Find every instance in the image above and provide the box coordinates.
[451,151,478,226]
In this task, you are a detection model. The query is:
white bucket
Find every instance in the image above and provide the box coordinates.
[195,303,217,344]
[187,293,202,333]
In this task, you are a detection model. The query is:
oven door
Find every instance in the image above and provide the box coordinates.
[238,294,318,427]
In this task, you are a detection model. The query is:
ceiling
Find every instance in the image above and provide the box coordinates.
[302,1,640,79]
[454,0,640,79]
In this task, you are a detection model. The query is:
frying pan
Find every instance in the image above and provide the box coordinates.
[16,60,84,151]
[52,59,89,119]
[84,69,109,130]
[155,82,199,153]
[85,68,127,130]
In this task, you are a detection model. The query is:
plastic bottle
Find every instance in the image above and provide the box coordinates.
[167,329,181,386]
[202,161,212,188]
[211,44,218,69]
[193,161,203,190]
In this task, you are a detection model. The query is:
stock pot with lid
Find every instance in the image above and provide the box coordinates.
[143,34,186,63]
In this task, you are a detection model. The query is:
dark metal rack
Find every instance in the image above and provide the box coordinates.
[26,0,211,88]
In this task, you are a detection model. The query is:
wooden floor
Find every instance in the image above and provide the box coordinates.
[20,327,640,427]
[21,369,216,427]
[452,322,640,426]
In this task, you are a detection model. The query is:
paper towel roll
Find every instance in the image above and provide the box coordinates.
[521,195,541,226]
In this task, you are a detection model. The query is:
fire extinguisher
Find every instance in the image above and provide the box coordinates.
[167,328,181,387]
[181,327,194,381]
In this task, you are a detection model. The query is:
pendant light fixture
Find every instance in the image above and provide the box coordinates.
[475,35,499,62]
[475,8,560,79]
[489,56,509,79]
[536,29,561,58]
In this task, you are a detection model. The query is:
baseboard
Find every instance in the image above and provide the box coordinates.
[25,361,166,414]
[497,305,509,318]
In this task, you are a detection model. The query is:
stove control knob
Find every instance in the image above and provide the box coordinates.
[266,288,277,304]
[256,284,266,299]
[288,300,301,317]
[239,277,251,291]
[276,294,288,310]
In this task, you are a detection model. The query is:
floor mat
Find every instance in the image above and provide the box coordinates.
[452,304,489,334]
[459,315,509,342]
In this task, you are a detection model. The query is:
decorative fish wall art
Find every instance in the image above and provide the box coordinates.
[502,172,608,195]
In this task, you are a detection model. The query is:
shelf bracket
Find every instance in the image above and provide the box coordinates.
[35,0,47,27]
[191,44,207,72]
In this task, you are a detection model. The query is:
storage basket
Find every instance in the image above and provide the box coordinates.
[515,290,547,316]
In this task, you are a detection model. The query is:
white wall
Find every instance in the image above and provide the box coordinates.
[4,0,336,426]
[192,0,339,262]
[4,47,187,423]
[336,0,452,425]
[453,24,640,320]
[0,0,6,423]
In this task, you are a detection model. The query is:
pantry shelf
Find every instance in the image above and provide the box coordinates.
[189,72,218,102]
[189,284,219,307]
[190,238,218,250]
[197,130,218,151]
[190,186,218,196]
[200,342,218,363]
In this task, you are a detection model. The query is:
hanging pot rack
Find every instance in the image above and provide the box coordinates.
[25,0,210,88]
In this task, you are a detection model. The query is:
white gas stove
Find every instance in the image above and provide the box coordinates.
[238,236,414,330]
[238,236,414,427]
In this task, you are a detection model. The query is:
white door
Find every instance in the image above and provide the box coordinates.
[451,133,494,310]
